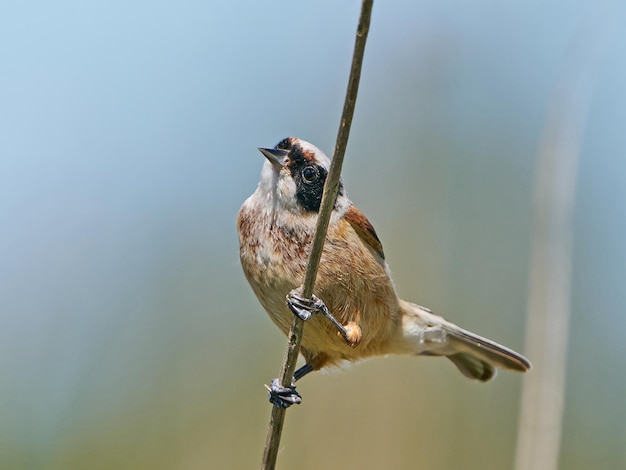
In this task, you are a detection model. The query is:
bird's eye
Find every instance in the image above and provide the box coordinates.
[301,165,319,183]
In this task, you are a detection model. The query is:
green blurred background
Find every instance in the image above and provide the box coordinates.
[2,1,625,468]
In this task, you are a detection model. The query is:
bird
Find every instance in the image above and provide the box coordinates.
[237,137,530,407]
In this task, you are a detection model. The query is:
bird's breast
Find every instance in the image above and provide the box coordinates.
[237,198,402,361]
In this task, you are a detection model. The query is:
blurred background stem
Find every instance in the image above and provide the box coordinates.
[514,7,614,470]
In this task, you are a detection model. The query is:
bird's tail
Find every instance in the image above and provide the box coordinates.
[397,299,531,382]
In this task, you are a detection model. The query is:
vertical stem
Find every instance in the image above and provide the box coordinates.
[260,1,374,469]
[514,11,612,470]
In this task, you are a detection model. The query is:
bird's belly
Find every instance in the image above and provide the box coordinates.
[244,263,399,362]
[238,210,401,363]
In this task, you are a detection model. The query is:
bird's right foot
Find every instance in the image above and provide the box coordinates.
[266,378,302,409]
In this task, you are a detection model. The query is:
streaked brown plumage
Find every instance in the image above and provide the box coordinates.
[237,137,530,385]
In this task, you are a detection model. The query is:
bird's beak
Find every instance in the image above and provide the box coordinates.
[258,147,289,170]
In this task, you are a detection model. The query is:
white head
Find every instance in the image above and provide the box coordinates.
[256,137,349,215]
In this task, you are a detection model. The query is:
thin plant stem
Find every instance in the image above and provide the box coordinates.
[260,1,373,468]
[514,8,613,470]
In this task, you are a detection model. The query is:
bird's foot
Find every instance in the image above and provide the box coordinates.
[266,378,302,408]
[286,289,356,347]
[286,289,319,321]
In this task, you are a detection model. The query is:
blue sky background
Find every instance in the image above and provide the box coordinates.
[2,1,625,468]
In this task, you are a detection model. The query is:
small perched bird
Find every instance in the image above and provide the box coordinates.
[237,137,530,407]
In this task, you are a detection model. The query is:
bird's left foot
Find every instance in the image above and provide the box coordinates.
[266,378,302,408]
[286,289,356,347]
[286,289,319,321]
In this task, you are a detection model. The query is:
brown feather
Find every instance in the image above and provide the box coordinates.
[344,205,385,259]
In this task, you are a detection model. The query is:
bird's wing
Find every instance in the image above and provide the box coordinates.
[344,204,385,259]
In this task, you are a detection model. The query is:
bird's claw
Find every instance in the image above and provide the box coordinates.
[286,289,355,346]
[286,289,326,321]
[266,378,302,408]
